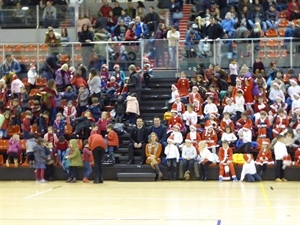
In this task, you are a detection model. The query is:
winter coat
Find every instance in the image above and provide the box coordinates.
[7,138,21,155]
[26,138,37,154]
[68,139,83,167]
[20,92,29,109]
[114,97,126,114]
[55,68,70,87]
[33,145,48,165]
[64,91,77,103]
[88,104,102,122]
[77,88,89,107]
[126,96,140,115]
[107,130,119,147]
[53,119,65,137]
[11,79,24,94]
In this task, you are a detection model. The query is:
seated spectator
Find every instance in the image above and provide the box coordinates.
[145,6,160,33]
[93,12,107,31]
[1,53,21,77]
[125,1,136,19]
[112,1,123,17]
[99,0,112,18]
[288,0,300,20]
[113,19,128,41]
[97,111,110,137]
[248,3,267,33]
[265,5,279,30]
[42,0,57,28]
[181,138,197,180]
[6,134,21,167]
[12,2,26,24]
[107,10,117,33]
[134,16,150,39]
[118,9,131,26]
[63,101,76,125]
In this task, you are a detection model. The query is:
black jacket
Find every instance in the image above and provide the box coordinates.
[129,126,148,144]
[127,72,141,93]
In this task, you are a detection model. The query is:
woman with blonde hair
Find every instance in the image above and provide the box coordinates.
[198,140,214,181]
[250,22,262,55]
[145,132,163,180]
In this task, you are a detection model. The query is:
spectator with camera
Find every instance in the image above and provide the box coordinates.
[42,0,57,28]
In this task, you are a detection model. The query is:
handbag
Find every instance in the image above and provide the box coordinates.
[172,12,183,20]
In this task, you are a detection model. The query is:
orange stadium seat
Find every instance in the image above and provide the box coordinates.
[22,78,30,88]
[39,44,49,52]
[30,124,39,134]
[18,55,30,64]
[12,45,24,53]
[279,29,285,37]
[266,40,278,48]
[279,11,287,18]
[65,124,73,135]
[265,29,278,37]
[0,139,9,152]
[36,77,47,87]
[267,50,280,58]
[7,125,21,137]
[279,19,289,27]
[0,155,3,165]
[20,139,27,151]
[24,44,37,52]
[29,88,39,98]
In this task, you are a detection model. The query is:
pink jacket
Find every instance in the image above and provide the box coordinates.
[7,138,21,155]
[11,79,24,94]
[126,96,140,115]
[63,106,77,118]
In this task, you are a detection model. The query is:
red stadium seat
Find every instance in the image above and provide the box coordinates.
[7,125,21,137]
[265,29,278,37]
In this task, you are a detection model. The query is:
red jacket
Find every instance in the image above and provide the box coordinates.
[177,77,190,97]
[107,130,119,147]
[23,117,31,132]
[88,134,106,151]
[55,140,69,151]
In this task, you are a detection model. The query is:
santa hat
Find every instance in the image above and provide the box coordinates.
[276,95,283,100]
[173,123,181,129]
[113,64,120,69]
[101,64,108,68]
[136,67,141,73]
[225,97,232,102]
[189,124,197,131]
[273,82,280,87]
[243,123,251,130]
[143,56,149,63]
[171,84,177,90]
[30,63,36,70]
[185,139,192,143]
[192,86,199,91]
[290,78,298,85]
[175,95,181,100]
[210,113,216,118]
[170,109,178,113]
[237,89,244,94]
[167,135,174,143]
[262,139,270,145]
[294,93,300,98]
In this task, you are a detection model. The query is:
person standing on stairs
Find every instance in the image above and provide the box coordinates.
[126,64,142,103]
[167,25,180,68]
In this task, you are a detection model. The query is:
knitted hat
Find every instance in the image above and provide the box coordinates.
[225,97,232,102]
[136,67,141,73]
[167,135,174,143]
[295,107,300,112]
[113,64,120,69]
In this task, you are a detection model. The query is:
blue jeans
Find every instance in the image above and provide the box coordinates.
[83,161,92,178]
[107,146,116,162]
[23,130,30,140]
[266,20,279,29]
[58,150,67,164]
[245,173,261,182]
[168,46,177,67]
[43,70,54,81]
[0,129,7,138]
[248,20,267,33]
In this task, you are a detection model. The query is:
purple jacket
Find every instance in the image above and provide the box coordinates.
[7,138,21,155]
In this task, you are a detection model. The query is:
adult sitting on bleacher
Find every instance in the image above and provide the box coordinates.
[1,53,21,77]
[148,117,167,150]
[127,117,148,165]
[42,0,57,28]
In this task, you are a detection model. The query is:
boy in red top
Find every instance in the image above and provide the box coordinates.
[55,136,69,165]
[218,140,238,182]
[168,109,183,131]
[106,124,119,164]
[82,140,93,183]
[177,71,190,97]
[22,110,32,139]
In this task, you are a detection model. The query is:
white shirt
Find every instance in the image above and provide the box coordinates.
[269,89,285,102]
[229,63,238,75]
[274,140,288,160]
[182,111,198,126]
[291,98,300,114]
[199,147,214,162]
[223,104,236,115]
[240,129,252,143]
[182,145,197,159]
[240,159,257,181]
[169,90,179,103]
[171,131,183,144]
[165,144,180,161]
[167,30,180,47]
[288,85,300,100]
[27,69,38,85]
[235,96,245,112]
[221,132,237,143]
[203,103,218,115]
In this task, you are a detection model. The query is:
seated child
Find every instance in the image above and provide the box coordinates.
[53,113,66,137]
[6,134,21,167]
[63,101,77,125]
[240,154,262,182]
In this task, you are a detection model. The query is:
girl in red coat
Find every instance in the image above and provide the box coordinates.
[186,124,201,152]
[168,109,183,131]
[218,140,238,182]
[106,124,119,164]
[202,124,218,154]
[243,73,254,114]
[177,71,190,97]
[220,112,235,133]
[189,86,203,104]
[171,96,186,116]
[255,139,274,176]
[273,109,289,138]
[255,111,271,138]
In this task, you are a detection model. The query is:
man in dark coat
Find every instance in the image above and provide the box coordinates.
[126,64,141,102]
[42,52,60,81]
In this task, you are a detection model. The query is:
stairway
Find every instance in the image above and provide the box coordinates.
[140,77,177,121]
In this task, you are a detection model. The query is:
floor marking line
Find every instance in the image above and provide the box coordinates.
[260,182,274,217]
[24,188,54,199]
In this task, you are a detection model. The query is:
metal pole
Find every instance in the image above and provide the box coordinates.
[290,38,293,68]
[141,40,144,73]
[251,40,254,68]
[36,4,39,28]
